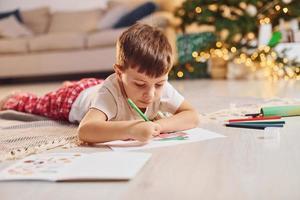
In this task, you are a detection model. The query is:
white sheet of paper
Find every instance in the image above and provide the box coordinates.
[0,152,151,181]
[105,128,225,151]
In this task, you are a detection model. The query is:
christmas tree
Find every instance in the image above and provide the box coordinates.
[171,0,300,80]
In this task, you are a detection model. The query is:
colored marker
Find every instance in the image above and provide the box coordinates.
[229,121,285,125]
[225,123,284,130]
[127,98,149,121]
[228,116,281,123]
[158,136,188,141]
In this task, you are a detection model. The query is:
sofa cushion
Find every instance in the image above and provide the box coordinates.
[21,7,50,34]
[0,38,28,54]
[29,32,86,51]
[48,9,102,33]
[0,9,23,23]
[0,16,33,38]
[87,28,126,48]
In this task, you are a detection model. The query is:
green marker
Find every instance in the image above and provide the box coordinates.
[127,98,150,121]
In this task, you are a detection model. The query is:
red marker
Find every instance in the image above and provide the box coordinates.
[228,116,281,123]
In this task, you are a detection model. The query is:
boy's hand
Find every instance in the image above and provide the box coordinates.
[128,121,161,142]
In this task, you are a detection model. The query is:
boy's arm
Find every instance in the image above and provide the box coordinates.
[154,100,200,133]
[77,108,161,143]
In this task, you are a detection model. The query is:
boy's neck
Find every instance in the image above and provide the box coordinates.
[117,77,128,98]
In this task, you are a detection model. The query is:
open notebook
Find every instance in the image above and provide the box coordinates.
[0,152,151,181]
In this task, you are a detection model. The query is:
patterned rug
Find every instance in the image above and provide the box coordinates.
[0,111,79,161]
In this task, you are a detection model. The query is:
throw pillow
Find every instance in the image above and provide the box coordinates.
[0,16,33,38]
[0,9,23,23]
[21,7,50,34]
[113,1,158,28]
[48,9,102,33]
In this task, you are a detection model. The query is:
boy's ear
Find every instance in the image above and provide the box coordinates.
[114,64,123,78]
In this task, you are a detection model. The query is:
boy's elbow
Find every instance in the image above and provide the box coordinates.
[77,123,91,143]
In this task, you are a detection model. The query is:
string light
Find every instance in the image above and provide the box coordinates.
[192,51,198,58]
[230,47,237,53]
[231,49,300,80]
[283,7,288,13]
[195,56,203,62]
[259,19,265,24]
[177,71,184,78]
[208,4,218,11]
[216,42,222,48]
[275,5,281,11]
[195,6,202,13]
[247,32,255,40]
[264,46,271,53]
[264,17,270,24]
[192,46,300,80]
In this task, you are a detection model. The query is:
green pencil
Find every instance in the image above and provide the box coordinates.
[127,98,150,121]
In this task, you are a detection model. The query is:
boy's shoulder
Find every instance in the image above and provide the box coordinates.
[99,73,117,89]
[97,73,122,97]
[161,81,183,100]
[163,81,178,92]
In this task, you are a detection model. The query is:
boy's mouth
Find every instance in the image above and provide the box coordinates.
[138,100,152,105]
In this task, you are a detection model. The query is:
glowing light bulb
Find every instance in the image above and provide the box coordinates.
[177,71,184,78]
[195,7,202,13]
[216,42,222,48]
[264,17,270,24]
[192,51,198,58]
[230,47,237,53]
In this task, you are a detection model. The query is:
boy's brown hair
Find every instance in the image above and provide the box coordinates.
[116,23,172,78]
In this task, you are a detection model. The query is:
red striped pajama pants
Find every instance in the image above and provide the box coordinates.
[2,78,103,121]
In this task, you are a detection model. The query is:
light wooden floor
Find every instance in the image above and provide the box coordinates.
[1,79,300,200]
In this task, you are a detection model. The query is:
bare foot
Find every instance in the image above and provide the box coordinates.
[0,91,20,111]
[62,81,74,87]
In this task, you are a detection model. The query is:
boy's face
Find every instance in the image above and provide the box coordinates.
[116,66,168,109]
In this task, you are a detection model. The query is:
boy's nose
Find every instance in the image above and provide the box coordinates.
[143,87,155,99]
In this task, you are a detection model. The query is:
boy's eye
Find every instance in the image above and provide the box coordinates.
[134,83,145,87]
[155,84,163,88]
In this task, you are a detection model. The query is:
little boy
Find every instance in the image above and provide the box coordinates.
[0,23,199,143]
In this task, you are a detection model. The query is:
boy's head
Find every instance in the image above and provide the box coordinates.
[115,23,173,77]
[114,23,173,109]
